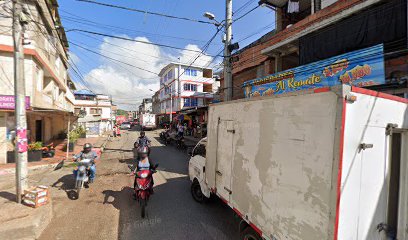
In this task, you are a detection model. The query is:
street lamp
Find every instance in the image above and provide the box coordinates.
[203,12,221,27]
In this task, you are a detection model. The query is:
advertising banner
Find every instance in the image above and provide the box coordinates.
[0,95,30,110]
[243,44,385,98]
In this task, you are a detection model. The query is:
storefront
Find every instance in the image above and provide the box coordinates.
[243,45,386,98]
[176,106,209,138]
[0,95,74,164]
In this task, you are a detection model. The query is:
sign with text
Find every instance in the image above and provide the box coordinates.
[0,95,30,110]
[243,44,385,98]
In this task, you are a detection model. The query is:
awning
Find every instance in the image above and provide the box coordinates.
[177,114,192,121]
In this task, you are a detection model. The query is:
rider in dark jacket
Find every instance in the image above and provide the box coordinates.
[134,131,151,156]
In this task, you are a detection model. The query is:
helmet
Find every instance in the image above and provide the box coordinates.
[137,146,148,158]
[140,131,145,137]
[83,143,92,152]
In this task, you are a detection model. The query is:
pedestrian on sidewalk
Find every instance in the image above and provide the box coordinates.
[116,125,121,137]
[113,126,117,137]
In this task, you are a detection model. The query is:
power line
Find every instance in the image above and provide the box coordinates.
[66,28,220,57]
[69,41,160,76]
[76,0,214,25]
[59,12,222,45]
[234,0,254,15]
[233,5,260,23]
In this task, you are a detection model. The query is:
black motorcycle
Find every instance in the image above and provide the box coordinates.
[175,135,186,150]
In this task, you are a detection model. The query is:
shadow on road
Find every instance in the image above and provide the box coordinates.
[114,175,239,240]
[52,174,79,200]
[0,191,16,201]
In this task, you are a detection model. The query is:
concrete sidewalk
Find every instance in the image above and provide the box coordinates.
[0,135,109,240]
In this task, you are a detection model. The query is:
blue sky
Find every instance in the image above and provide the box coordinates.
[59,0,275,109]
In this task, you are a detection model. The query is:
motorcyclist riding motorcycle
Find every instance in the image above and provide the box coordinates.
[133,146,155,194]
[134,131,151,156]
[73,143,98,183]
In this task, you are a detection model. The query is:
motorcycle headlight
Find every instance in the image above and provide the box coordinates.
[140,173,148,178]
[79,166,86,172]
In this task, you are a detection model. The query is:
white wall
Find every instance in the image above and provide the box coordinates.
[321,0,338,9]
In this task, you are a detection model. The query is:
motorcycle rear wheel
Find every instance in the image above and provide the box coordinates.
[140,198,147,218]
[76,185,81,199]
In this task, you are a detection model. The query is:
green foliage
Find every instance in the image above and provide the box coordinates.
[68,130,80,143]
[28,142,43,151]
[116,109,128,116]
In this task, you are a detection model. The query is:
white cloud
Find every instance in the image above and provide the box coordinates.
[81,36,214,110]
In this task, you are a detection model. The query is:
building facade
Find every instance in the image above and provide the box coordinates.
[158,63,214,119]
[221,0,408,100]
[138,98,152,113]
[73,90,113,137]
[0,0,74,164]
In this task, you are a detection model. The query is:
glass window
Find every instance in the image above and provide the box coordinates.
[193,142,206,157]
[184,98,198,107]
[183,83,197,91]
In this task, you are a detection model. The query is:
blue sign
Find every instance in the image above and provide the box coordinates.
[242,44,385,98]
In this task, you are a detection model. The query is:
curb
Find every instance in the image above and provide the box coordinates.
[0,200,53,240]
[0,163,60,176]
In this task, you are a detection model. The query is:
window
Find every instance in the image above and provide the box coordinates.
[90,108,102,114]
[167,70,173,79]
[184,68,197,76]
[193,142,206,157]
[184,98,198,107]
[36,67,43,92]
[183,83,197,91]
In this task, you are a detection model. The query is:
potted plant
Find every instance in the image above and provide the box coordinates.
[76,126,86,138]
[28,142,43,162]
[66,130,79,152]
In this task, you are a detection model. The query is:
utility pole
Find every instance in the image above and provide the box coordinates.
[177,58,181,111]
[224,0,233,101]
[13,0,28,203]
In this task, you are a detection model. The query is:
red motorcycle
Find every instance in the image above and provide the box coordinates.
[129,164,158,218]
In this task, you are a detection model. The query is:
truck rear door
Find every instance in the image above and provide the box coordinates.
[215,120,234,202]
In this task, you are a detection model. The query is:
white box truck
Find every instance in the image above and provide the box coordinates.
[188,85,408,240]
[139,113,156,130]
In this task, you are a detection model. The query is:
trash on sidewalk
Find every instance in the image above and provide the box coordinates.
[23,185,50,208]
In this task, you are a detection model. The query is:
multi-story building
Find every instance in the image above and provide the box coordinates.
[138,98,152,113]
[0,0,74,164]
[73,90,113,137]
[221,0,407,100]
[158,63,214,119]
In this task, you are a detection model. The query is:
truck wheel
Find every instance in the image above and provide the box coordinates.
[240,226,262,240]
[191,180,207,203]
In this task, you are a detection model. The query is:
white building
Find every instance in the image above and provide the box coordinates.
[138,98,152,113]
[0,0,75,164]
[73,90,113,137]
[158,63,214,117]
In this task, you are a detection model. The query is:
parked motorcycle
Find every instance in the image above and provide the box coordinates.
[129,163,159,218]
[160,130,171,145]
[74,158,92,198]
[41,143,55,158]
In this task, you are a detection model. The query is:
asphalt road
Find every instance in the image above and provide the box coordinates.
[39,128,240,240]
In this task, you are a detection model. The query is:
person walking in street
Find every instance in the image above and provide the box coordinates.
[177,122,184,138]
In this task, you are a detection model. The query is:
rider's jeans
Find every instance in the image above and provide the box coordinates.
[73,165,96,180]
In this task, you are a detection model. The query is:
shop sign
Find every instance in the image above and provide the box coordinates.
[0,95,30,110]
[243,44,385,98]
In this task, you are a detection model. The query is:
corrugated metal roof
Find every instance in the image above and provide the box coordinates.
[74,89,96,96]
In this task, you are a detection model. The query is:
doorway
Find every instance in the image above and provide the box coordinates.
[386,130,408,240]
[35,120,42,142]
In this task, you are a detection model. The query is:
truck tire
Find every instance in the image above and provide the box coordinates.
[191,179,207,203]
[240,226,262,240]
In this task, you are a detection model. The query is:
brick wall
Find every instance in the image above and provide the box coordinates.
[232,0,366,74]
[385,54,408,79]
